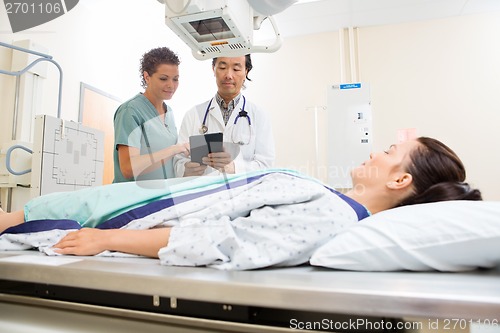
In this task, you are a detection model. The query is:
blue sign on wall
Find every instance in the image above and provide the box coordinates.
[339,83,361,89]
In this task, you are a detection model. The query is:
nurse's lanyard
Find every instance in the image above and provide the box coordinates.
[199,95,252,145]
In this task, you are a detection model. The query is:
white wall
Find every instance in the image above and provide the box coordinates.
[1,2,499,206]
[246,31,340,181]
[359,12,500,200]
[250,12,500,200]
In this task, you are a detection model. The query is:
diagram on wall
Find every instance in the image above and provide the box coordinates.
[30,114,104,197]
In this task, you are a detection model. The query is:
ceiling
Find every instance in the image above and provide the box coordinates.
[273,0,500,37]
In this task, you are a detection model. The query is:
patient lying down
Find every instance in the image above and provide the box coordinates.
[0,137,481,270]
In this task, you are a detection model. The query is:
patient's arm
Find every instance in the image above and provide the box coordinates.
[0,209,25,234]
[53,228,171,258]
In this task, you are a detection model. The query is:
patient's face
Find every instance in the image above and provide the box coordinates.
[351,139,419,190]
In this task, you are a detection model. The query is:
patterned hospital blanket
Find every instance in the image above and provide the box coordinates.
[0,169,359,270]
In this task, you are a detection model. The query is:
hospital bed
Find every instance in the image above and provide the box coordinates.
[1,250,499,332]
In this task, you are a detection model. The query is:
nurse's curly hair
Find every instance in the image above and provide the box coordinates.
[398,137,482,206]
[140,47,180,89]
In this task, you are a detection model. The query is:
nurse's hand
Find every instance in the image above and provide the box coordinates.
[53,229,109,256]
[174,142,190,157]
[203,151,234,173]
[183,161,207,177]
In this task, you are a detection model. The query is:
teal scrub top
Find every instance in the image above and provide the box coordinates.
[113,93,178,183]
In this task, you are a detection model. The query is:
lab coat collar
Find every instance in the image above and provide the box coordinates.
[207,95,245,129]
[215,93,242,111]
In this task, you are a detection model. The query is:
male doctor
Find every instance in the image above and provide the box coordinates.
[174,55,275,177]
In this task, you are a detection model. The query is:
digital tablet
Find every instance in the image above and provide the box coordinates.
[189,132,224,164]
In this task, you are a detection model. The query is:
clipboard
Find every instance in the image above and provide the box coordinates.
[189,132,224,164]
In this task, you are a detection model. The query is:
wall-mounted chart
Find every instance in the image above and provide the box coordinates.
[31,115,104,197]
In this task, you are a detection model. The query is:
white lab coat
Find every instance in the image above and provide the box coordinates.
[174,96,275,177]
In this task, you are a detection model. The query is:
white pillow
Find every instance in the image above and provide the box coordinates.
[310,201,500,271]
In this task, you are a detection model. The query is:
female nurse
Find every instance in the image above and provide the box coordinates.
[113,47,189,183]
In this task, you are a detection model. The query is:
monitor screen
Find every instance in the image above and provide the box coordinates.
[184,17,235,42]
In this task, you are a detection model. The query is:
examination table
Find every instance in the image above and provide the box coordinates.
[0,251,499,332]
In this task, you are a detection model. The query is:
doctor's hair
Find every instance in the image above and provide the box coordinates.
[140,47,180,89]
[397,136,482,207]
[212,54,253,81]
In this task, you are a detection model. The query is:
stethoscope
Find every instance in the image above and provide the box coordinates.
[199,95,252,145]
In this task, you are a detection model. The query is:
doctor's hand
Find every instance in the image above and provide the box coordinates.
[183,161,208,177]
[53,229,109,256]
[203,151,235,174]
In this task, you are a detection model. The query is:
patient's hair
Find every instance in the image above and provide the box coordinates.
[398,137,482,206]
[140,47,180,89]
